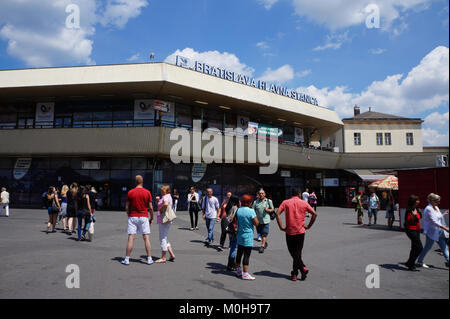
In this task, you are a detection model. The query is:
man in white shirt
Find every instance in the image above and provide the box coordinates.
[302,188,310,202]
[0,187,10,217]
[202,188,220,245]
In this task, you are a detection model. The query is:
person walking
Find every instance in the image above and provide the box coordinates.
[302,188,310,202]
[46,186,61,233]
[58,185,69,232]
[187,186,200,230]
[385,190,396,229]
[172,188,179,213]
[356,190,364,225]
[121,175,154,265]
[155,185,176,263]
[76,186,93,242]
[0,187,10,217]
[308,191,318,212]
[234,194,259,280]
[218,191,232,251]
[368,191,380,226]
[252,189,274,254]
[66,183,78,235]
[225,195,240,271]
[417,193,449,268]
[87,185,97,241]
[404,195,423,271]
[276,188,317,281]
[201,188,220,245]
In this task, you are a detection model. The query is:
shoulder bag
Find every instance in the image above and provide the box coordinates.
[162,204,177,224]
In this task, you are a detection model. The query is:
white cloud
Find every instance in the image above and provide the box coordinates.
[257,64,295,84]
[422,128,449,146]
[0,0,147,67]
[296,69,312,78]
[165,48,255,76]
[297,46,449,119]
[256,41,270,49]
[127,53,142,62]
[424,111,449,130]
[313,31,351,51]
[369,48,387,55]
[259,0,279,10]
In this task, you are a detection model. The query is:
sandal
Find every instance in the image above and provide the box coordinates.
[155,259,166,264]
[169,257,175,262]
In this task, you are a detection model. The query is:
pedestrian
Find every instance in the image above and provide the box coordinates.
[385,190,396,229]
[404,195,423,271]
[187,186,200,230]
[201,188,220,245]
[0,187,10,217]
[368,191,380,226]
[225,195,240,271]
[234,194,259,280]
[308,191,318,212]
[417,193,449,268]
[58,185,69,232]
[66,183,78,235]
[155,185,176,263]
[276,188,317,281]
[356,190,364,225]
[172,188,179,213]
[76,186,93,242]
[302,188,310,202]
[218,191,232,251]
[121,175,154,266]
[87,185,97,241]
[252,188,275,254]
[45,186,61,233]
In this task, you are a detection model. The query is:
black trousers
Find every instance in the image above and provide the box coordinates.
[236,245,252,266]
[286,233,306,273]
[220,218,229,246]
[405,229,423,268]
[189,207,199,228]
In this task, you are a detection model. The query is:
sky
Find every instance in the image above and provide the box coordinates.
[0,0,448,146]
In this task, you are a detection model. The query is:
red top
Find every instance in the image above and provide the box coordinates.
[405,209,421,231]
[278,196,314,235]
[127,187,152,218]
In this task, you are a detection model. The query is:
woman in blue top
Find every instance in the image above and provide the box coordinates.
[234,194,259,280]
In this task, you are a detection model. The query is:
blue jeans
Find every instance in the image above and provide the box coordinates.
[229,235,238,259]
[205,218,216,242]
[418,233,449,264]
[77,210,91,240]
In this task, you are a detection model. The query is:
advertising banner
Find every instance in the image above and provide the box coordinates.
[35,102,55,122]
[294,127,304,143]
[13,158,32,180]
[134,100,154,120]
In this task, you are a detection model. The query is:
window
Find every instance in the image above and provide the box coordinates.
[354,132,361,145]
[385,133,391,145]
[376,133,383,145]
[406,133,414,145]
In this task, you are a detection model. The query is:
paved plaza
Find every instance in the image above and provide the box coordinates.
[0,207,448,299]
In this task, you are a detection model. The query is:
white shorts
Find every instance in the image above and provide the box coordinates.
[127,217,151,235]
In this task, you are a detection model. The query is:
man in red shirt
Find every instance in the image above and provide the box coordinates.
[122,175,154,266]
[276,188,317,281]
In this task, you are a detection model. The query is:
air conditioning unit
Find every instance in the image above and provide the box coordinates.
[436,155,448,167]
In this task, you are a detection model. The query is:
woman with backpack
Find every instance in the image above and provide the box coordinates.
[46,186,61,234]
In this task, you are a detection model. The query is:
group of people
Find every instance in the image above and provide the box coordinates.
[354,189,396,228]
[122,176,318,281]
[43,184,97,241]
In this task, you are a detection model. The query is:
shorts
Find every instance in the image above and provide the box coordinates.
[368,208,378,218]
[47,207,59,215]
[256,223,270,237]
[127,217,151,235]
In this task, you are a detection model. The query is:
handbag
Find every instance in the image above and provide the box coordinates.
[51,197,59,213]
[226,209,238,235]
[162,204,177,224]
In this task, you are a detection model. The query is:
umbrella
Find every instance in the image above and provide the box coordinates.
[375,175,398,190]
[368,178,384,188]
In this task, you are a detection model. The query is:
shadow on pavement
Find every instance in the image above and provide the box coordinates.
[111,257,151,264]
[191,240,223,252]
[195,279,263,298]
[379,263,410,272]
[205,262,237,278]
[342,223,403,232]
[253,270,291,280]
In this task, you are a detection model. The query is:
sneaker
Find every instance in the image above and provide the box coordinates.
[259,247,264,254]
[242,273,255,280]
[190,228,194,231]
[147,258,154,265]
[217,246,223,252]
[236,267,242,277]
[417,262,429,269]
[121,259,130,266]
[257,235,262,242]
[290,271,298,281]
[300,267,309,281]
[368,222,372,226]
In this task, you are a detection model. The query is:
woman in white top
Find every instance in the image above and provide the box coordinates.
[417,193,449,268]
[155,185,176,263]
[187,187,200,230]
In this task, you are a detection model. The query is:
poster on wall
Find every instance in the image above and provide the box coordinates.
[294,127,304,143]
[156,100,175,123]
[248,121,259,137]
[237,115,249,130]
[35,102,55,122]
[134,100,154,120]
[191,163,207,182]
[13,158,32,180]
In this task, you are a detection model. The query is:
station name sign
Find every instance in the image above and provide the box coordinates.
[175,56,319,106]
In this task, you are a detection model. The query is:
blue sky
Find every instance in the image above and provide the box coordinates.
[0,0,448,145]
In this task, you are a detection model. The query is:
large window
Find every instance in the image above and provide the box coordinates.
[406,133,414,145]
[376,133,383,145]
[385,133,392,145]
[354,132,361,145]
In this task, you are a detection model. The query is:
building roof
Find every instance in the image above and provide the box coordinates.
[343,111,422,122]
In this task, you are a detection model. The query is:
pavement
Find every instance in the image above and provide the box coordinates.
[0,207,448,299]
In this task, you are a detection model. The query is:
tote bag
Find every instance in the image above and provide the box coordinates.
[162,204,177,224]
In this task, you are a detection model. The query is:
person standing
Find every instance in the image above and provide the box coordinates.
[276,188,317,281]
[308,191,318,212]
[155,185,176,263]
[218,191,232,251]
[226,195,240,271]
[172,189,179,213]
[252,189,274,254]
[122,175,154,266]
[385,190,396,229]
[59,185,69,232]
[0,187,10,217]
[87,186,97,241]
[46,186,61,233]
[356,191,364,225]
[368,191,380,226]
[76,186,93,242]
[202,188,220,245]
[187,187,200,230]
[417,193,449,268]
[66,183,78,235]
[404,195,423,271]
[302,188,310,202]
[234,194,259,280]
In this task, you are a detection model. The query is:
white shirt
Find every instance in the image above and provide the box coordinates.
[187,192,199,210]
[302,192,309,202]
[202,195,219,219]
[1,191,9,204]
[423,204,448,241]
